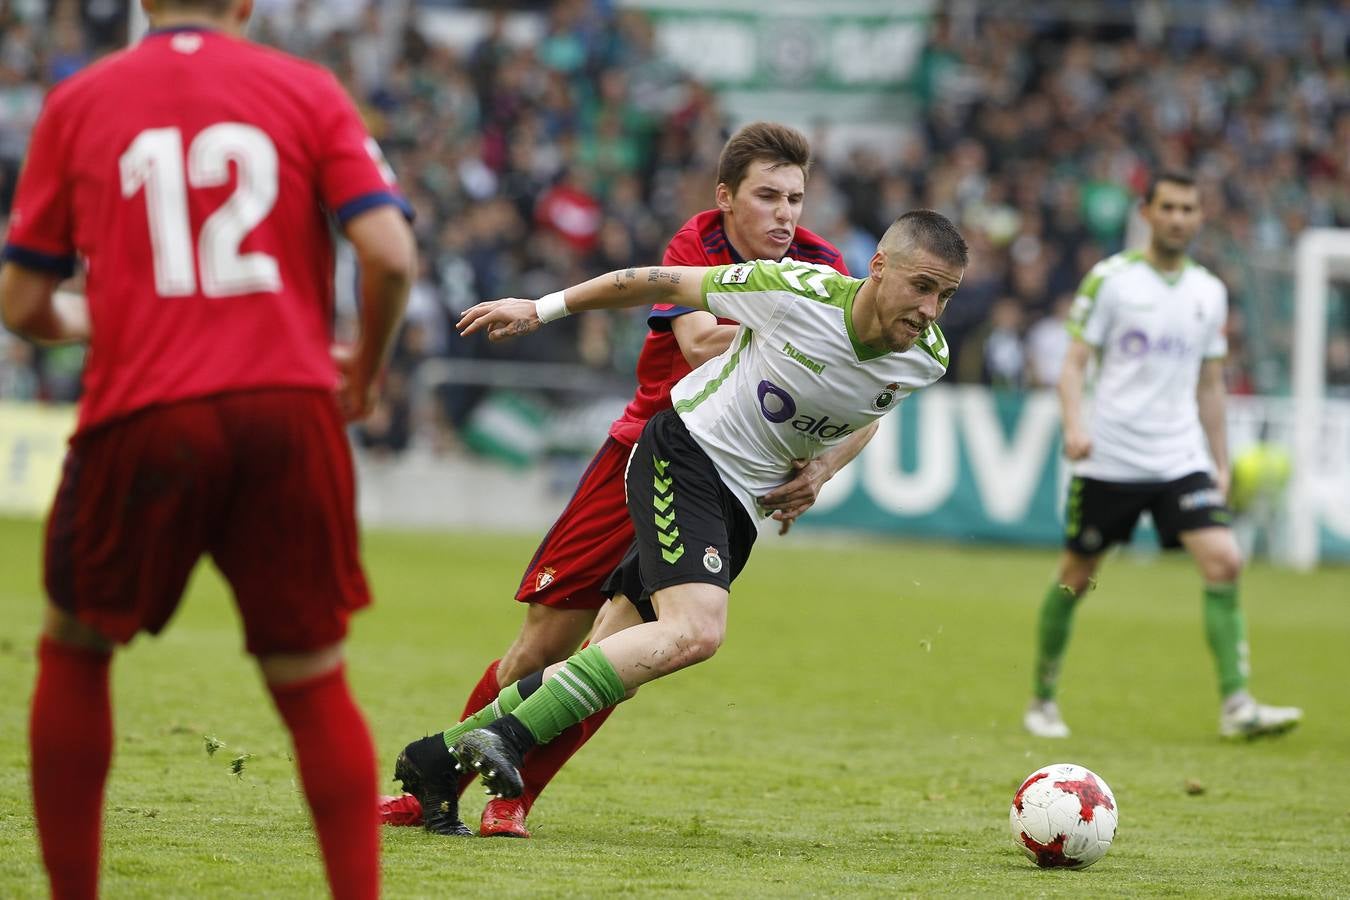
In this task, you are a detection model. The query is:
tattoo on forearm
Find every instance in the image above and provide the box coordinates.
[646,269,683,284]
[613,268,640,291]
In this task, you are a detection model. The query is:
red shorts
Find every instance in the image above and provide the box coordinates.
[44,389,370,655]
[514,437,636,610]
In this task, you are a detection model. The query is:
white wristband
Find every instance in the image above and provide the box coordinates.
[535,290,570,323]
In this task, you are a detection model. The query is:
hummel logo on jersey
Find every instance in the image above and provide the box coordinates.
[719,264,755,285]
[782,341,826,375]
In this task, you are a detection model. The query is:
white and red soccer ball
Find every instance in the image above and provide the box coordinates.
[1010,763,1118,869]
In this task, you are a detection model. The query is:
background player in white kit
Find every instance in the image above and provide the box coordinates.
[390,211,967,825]
[1023,172,1302,741]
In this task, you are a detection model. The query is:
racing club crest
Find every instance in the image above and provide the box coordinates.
[702,547,723,574]
[535,567,557,591]
[873,382,899,411]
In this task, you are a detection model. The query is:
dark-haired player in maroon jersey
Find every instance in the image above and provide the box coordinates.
[0,2,414,897]
[380,122,875,838]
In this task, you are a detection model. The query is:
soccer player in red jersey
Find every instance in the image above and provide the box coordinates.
[0,2,414,897]
[380,122,874,838]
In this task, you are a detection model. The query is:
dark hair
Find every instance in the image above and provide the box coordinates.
[716,122,812,195]
[887,209,968,267]
[1143,170,1197,203]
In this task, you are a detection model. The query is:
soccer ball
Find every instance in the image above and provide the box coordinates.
[1009,762,1118,869]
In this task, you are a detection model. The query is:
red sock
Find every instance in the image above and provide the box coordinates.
[30,636,113,900]
[456,659,501,795]
[518,705,616,812]
[269,665,378,900]
[458,658,502,720]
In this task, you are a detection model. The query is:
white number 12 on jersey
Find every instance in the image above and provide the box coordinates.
[119,123,282,298]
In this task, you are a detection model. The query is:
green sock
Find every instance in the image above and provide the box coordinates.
[440,681,525,751]
[1203,583,1249,697]
[1033,582,1080,701]
[511,646,626,745]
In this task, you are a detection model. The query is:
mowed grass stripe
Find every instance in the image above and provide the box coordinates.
[1,517,1346,897]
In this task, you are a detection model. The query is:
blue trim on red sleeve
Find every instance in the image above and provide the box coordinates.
[2,244,76,278]
[335,191,414,225]
[647,304,698,331]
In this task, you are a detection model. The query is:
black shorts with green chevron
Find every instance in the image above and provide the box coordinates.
[611,409,757,603]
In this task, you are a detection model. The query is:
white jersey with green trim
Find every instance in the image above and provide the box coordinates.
[669,259,948,519]
[1067,250,1228,482]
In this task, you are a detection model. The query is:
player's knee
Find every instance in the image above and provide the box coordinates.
[1057,560,1098,597]
[1205,549,1243,585]
[1058,576,1090,599]
[679,619,725,667]
[258,643,344,686]
[658,617,723,671]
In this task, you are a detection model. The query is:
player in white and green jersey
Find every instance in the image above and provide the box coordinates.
[389,211,966,815]
[1024,172,1302,741]
[667,255,949,521]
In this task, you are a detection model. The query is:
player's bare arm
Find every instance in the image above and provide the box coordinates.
[1058,339,1094,460]
[457,266,710,341]
[1196,358,1230,497]
[760,421,879,535]
[0,266,90,344]
[671,310,738,368]
[339,205,416,421]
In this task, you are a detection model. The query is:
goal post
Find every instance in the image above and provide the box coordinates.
[1288,228,1350,570]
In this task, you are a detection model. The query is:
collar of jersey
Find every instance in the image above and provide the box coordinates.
[146,25,217,36]
[1135,250,1194,287]
[842,279,888,362]
[721,225,746,264]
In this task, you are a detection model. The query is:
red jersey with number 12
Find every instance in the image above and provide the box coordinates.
[607,209,848,445]
[2,28,409,434]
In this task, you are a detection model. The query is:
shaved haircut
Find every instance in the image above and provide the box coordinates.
[879,210,968,268]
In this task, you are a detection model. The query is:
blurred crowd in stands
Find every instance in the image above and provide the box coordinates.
[1,1,1348,456]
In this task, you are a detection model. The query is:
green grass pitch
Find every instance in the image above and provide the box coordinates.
[1,515,1347,897]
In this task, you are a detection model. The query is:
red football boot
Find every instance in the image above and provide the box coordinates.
[479,797,530,838]
[378,793,424,827]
